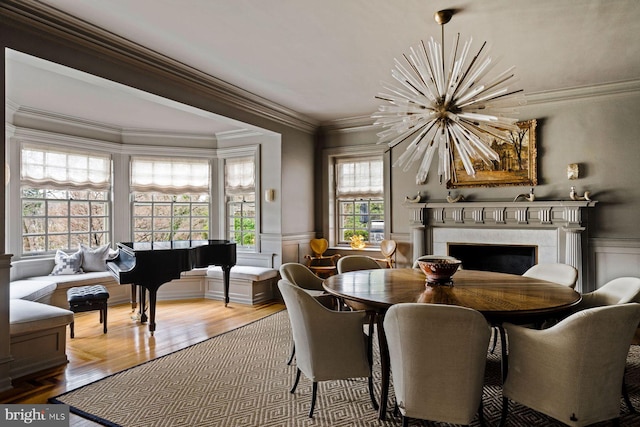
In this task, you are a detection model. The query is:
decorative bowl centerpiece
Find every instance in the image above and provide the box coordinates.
[417,256,462,285]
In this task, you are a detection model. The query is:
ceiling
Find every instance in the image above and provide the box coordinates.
[6,0,640,135]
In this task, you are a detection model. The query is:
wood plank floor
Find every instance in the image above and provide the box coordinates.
[0,298,286,426]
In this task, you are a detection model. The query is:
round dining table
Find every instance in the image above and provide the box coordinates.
[323,268,582,420]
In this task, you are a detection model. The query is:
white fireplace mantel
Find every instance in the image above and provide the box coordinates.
[405,200,597,292]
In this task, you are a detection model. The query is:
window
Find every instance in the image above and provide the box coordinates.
[335,156,384,245]
[225,156,256,250]
[131,156,210,243]
[20,145,111,255]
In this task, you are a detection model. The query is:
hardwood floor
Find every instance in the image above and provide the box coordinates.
[0,298,285,426]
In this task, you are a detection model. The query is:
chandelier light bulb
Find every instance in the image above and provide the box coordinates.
[373,11,524,185]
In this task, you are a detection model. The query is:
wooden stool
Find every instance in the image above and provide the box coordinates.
[67,285,110,338]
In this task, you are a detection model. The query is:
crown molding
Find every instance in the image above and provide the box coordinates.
[524,79,640,105]
[12,106,220,143]
[1,0,319,134]
[321,79,640,132]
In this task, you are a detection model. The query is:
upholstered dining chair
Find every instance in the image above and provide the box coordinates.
[384,303,492,427]
[279,262,337,364]
[374,239,397,268]
[501,303,640,427]
[522,263,578,288]
[278,279,377,418]
[576,276,640,309]
[337,255,382,273]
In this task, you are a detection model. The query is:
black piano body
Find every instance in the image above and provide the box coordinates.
[107,240,237,334]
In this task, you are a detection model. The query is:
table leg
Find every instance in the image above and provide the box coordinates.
[377,312,390,421]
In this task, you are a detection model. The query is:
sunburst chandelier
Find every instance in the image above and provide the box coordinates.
[373,10,524,185]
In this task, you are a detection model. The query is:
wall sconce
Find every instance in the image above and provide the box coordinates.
[567,163,579,180]
[264,188,275,202]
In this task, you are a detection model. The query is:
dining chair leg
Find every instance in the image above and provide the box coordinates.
[286,342,295,365]
[309,382,318,418]
[489,326,499,354]
[290,368,301,393]
[622,370,636,413]
[368,375,379,411]
[402,416,409,427]
[499,397,509,427]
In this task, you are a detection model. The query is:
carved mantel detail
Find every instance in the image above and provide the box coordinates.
[405,200,597,292]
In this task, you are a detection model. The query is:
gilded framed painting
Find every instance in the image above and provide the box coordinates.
[447,119,538,188]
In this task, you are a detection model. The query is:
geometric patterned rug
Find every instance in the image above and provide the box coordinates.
[50,310,640,426]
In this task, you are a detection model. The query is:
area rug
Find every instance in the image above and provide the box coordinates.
[51,311,640,426]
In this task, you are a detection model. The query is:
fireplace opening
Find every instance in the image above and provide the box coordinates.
[448,243,537,275]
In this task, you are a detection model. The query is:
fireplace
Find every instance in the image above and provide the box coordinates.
[448,243,537,275]
[405,200,597,292]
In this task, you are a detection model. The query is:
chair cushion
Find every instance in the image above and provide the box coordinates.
[9,279,57,301]
[206,266,277,282]
[67,285,110,303]
[9,299,74,335]
[29,271,114,287]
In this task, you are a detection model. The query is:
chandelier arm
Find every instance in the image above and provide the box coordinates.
[451,41,488,100]
[404,52,429,89]
[444,33,461,102]
[421,40,440,94]
[448,125,476,176]
[462,88,524,109]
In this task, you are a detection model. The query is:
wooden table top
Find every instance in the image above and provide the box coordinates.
[323,268,582,324]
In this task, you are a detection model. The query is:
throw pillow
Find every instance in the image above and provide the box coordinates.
[81,243,111,272]
[50,249,84,275]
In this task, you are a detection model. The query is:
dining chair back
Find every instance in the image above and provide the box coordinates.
[279,262,325,293]
[277,279,377,418]
[337,255,382,273]
[522,263,578,288]
[578,277,640,309]
[384,303,492,426]
[374,239,397,268]
[502,303,640,427]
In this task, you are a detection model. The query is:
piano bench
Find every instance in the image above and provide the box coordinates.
[67,285,110,338]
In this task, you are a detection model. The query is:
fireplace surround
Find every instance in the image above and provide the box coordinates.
[406,200,597,292]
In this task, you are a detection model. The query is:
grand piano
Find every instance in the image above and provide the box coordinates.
[107,240,237,334]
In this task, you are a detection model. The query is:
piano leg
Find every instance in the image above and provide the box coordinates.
[148,289,158,336]
[223,265,232,307]
[130,284,138,312]
[139,285,148,324]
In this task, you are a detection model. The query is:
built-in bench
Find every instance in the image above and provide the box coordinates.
[204,265,279,305]
[8,299,74,378]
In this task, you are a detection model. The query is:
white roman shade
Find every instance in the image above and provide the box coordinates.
[131,156,210,194]
[21,144,111,191]
[225,156,255,195]
[336,157,383,198]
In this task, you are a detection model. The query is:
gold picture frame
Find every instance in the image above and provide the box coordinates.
[447,119,537,188]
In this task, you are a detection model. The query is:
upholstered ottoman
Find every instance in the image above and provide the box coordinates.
[67,285,110,338]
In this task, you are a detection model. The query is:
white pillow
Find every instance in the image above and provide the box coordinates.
[81,243,111,272]
[50,249,84,275]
